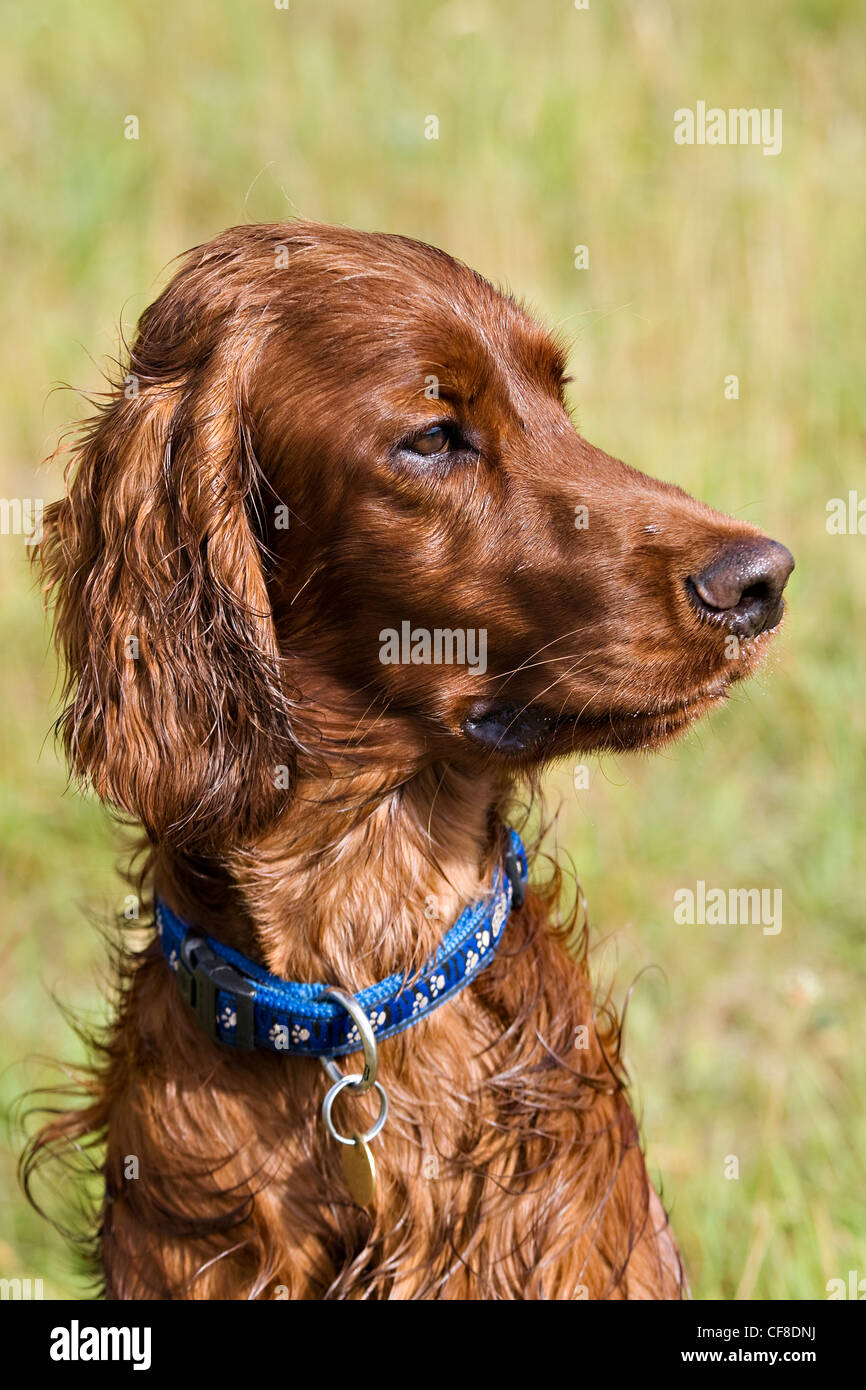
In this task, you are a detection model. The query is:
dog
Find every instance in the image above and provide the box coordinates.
[27,221,793,1299]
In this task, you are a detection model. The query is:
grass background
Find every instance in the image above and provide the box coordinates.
[1,0,864,1299]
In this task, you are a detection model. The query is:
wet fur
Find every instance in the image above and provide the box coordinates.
[24,222,784,1298]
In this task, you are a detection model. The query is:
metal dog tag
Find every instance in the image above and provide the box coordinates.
[341,1133,377,1208]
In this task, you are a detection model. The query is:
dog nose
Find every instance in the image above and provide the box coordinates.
[687,539,794,637]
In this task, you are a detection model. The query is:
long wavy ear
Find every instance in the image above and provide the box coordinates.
[38,312,298,849]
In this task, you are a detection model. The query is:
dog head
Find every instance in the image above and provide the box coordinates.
[41,222,793,844]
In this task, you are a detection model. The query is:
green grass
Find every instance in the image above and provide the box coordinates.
[1,0,864,1298]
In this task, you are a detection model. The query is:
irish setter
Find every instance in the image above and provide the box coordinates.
[27,221,793,1299]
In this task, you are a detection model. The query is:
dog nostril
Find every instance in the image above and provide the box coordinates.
[740,579,771,605]
[687,539,794,638]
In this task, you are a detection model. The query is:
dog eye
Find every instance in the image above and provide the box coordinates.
[396,420,477,465]
[406,425,453,456]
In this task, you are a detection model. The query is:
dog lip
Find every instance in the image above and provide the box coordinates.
[586,690,726,746]
[642,685,728,715]
[602,684,729,722]
[463,702,555,751]
[462,685,728,753]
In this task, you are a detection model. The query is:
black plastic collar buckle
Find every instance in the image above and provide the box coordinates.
[176,934,256,1051]
[504,843,528,910]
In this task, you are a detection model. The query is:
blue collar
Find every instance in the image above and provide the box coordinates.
[156,830,527,1058]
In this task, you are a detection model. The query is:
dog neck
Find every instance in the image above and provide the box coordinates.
[236,761,508,986]
[154,760,512,992]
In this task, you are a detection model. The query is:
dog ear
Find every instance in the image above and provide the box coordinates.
[38,328,299,849]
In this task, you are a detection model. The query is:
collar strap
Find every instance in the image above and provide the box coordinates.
[156,830,528,1058]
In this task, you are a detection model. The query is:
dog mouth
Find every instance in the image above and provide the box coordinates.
[462,686,729,756]
[463,703,558,754]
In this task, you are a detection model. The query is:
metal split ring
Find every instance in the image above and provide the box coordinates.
[321,1074,389,1147]
[318,985,389,1147]
[318,985,379,1094]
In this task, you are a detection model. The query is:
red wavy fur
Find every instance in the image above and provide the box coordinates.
[25,222,792,1298]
